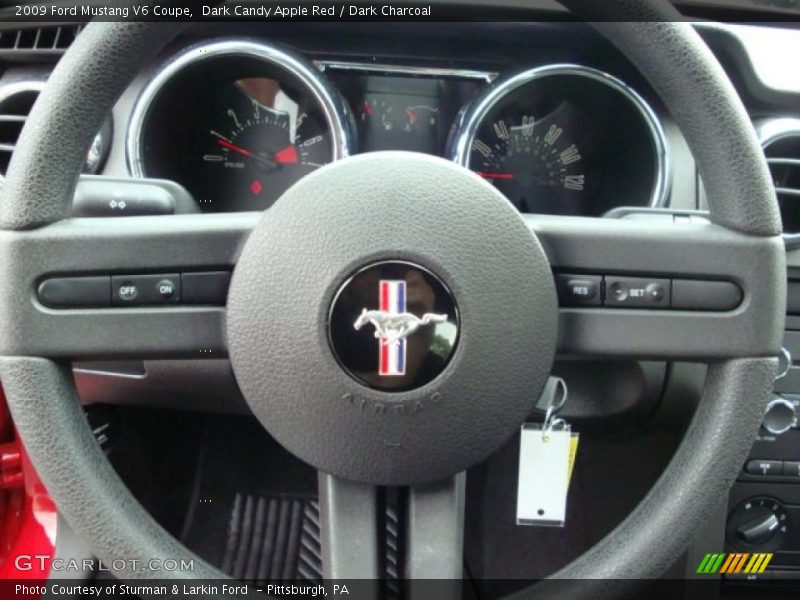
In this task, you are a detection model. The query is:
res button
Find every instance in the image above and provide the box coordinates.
[556,274,602,307]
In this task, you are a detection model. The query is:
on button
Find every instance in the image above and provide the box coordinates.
[156,279,177,300]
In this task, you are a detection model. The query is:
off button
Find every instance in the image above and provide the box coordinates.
[556,274,602,307]
[117,281,139,302]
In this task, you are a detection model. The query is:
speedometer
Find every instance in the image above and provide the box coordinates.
[450,65,669,216]
[469,105,589,213]
[127,41,354,212]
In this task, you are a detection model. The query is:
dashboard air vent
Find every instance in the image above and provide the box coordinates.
[0,82,45,177]
[0,25,82,51]
[759,119,800,241]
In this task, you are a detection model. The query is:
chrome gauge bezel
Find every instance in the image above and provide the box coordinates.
[448,63,671,209]
[126,39,355,179]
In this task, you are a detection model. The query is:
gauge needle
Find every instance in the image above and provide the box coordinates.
[405,108,417,124]
[477,171,515,180]
[217,139,299,166]
[217,139,253,157]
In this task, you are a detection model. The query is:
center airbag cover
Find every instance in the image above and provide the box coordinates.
[227,152,557,485]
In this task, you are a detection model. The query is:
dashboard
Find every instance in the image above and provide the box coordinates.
[121,33,671,217]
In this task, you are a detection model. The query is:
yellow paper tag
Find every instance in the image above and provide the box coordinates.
[567,433,579,485]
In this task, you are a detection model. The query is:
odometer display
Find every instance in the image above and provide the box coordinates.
[454,66,668,216]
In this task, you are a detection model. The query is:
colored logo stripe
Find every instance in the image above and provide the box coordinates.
[696,553,773,574]
[378,280,406,376]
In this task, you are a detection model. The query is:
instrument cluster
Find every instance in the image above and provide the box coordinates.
[126,40,670,216]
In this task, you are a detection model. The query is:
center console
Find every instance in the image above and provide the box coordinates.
[723,280,800,585]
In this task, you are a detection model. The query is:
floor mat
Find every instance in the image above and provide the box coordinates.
[179,416,400,590]
[221,493,322,582]
[218,493,401,589]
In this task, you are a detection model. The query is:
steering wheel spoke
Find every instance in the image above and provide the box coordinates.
[525,214,785,360]
[405,473,466,583]
[0,212,257,359]
[319,472,465,598]
[319,473,381,581]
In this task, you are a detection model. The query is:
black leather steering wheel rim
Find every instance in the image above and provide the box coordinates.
[0,3,786,598]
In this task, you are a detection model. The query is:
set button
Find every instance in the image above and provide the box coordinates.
[605,277,670,308]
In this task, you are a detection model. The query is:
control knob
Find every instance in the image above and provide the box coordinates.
[726,497,788,552]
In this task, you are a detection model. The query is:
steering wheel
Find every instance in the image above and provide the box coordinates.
[0,1,786,598]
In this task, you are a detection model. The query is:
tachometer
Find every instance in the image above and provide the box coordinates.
[198,78,332,208]
[128,41,354,212]
[450,65,669,216]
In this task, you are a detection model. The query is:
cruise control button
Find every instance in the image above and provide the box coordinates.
[117,281,139,302]
[745,459,783,476]
[604,277,670,308]
[556,274,601,307]
[156,278,177,300]
[647,283,667,302]
[112,274,180,306]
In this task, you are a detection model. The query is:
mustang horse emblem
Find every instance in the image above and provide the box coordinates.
[354,309,448,346]
[353,280,447,376]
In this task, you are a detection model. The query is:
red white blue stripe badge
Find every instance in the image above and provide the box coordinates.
[379,279,406,376]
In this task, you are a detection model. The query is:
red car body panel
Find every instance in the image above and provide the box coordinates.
[0,386,56,580]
